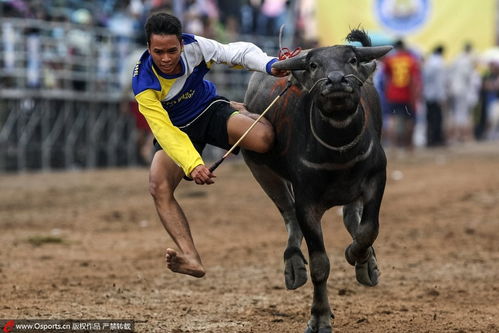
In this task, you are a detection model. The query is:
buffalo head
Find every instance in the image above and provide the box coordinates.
[273,36,391,115]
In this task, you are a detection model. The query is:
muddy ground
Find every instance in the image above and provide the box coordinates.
[1,142,499,333]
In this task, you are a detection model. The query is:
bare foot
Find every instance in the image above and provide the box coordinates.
[165,248,206,278]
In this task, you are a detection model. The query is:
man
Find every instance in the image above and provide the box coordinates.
[383,39,421,150]
[447,43,480,143]
[423,45,447,147]
[132,12,288,278]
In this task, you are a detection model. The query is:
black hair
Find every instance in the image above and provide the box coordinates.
[346,28,372,47]
[144,12,182,44]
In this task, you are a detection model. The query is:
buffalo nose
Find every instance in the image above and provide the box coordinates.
[327,71,348,85]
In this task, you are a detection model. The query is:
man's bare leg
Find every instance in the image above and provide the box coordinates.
[228,101,274,153]
[230,101,271,124]
[149,150,205,277]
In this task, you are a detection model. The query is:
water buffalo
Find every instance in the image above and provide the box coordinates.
[242,30,392,332]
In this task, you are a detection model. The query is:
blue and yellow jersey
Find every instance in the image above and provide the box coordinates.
[132,33,277,176]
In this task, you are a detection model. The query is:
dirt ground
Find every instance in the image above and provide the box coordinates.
[1,142,499,333]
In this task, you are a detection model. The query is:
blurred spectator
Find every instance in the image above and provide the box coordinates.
[1,0,32,18]
[218,0,242,38]
[25,27,41,88]
[67,7,93,91]
[107,1,140,90]
[1,21,16,88]
[42,14,69,89]
[240,0,261,35]
[447,43,481,143]
[480,61,499,140]
[294,0,315,47]
[199,13,230,42]
[0,0,310,96]
[96,35,113,91]
[150,0,173,11]
[183,0,222,38]
[120,39,153,165]
[257,0,288,36]
[184,0,205,35]
[382,39,422,150]
[423,45,447,147]
[108,1,139,39]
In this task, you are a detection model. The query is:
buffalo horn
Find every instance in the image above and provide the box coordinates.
[355,46,393,62]
[271,51,309,70]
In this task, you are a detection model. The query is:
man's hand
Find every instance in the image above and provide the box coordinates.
[229,101,246,112]
[190,164,216,185]
[271,67,290,77]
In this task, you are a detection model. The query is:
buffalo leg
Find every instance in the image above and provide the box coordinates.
[295,202,332,333]
[343,199,363,237]
[344,172,385,286]
[243,158,308,290]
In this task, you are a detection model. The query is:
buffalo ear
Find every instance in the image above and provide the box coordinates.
[359,61,377,79]
[290,70,308,90]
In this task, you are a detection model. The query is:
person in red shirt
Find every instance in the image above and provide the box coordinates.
[383,39,421,149]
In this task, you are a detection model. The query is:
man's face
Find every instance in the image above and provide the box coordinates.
[148,33,183,74]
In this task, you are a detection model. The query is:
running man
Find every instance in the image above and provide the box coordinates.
[132,12,288,277]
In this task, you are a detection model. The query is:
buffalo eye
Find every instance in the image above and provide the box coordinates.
[309,62,318,70]
[349,57,358,65]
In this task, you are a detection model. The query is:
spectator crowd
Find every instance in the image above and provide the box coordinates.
[376,39,498,149]
[0,0,309,45]
[1,0,498,152]
[0,0,315,90]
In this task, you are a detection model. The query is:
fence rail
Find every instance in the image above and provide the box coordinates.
[0,18,280,172]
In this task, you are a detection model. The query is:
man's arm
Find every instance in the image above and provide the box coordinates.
[193,35,287,76]
[135,89,204,177]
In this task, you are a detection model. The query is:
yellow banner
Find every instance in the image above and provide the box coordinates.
[316,0,496,59]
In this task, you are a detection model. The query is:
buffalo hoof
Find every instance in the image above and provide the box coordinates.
[304,325,332,333]
[344,244,356,266]
[354,247,379,286]
[304,325,315,333]
[284,249,308,290]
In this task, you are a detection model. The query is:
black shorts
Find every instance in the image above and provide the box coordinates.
[153,97,240,156]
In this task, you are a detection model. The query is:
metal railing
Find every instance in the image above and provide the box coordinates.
[0,18,280,172]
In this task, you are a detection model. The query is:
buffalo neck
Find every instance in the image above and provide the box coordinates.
[310,100,367,153]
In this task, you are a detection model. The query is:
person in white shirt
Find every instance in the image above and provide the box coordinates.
[447,43,480,143]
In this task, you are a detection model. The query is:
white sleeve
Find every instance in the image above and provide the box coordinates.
[193,35,276,74]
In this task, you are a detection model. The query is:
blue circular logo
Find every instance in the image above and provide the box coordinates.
[374,0,430,35]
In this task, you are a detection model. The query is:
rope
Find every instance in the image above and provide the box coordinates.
[277,24,302,61]
[304,74,366,94]
[344,74,365,86]
[306,78,328,94]
[278,47,302,61]
[309,101,367,152]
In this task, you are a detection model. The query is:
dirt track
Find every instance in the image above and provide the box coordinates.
[1,142,499,333]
